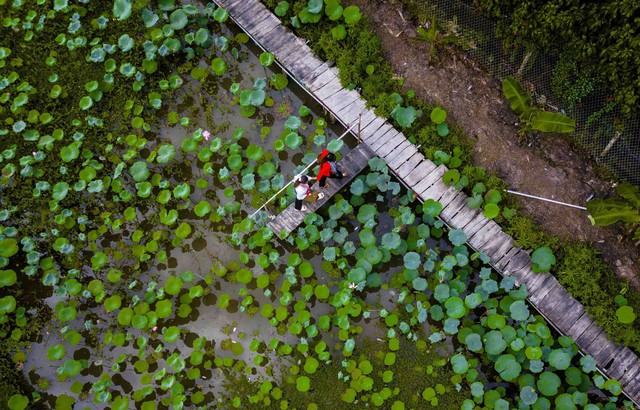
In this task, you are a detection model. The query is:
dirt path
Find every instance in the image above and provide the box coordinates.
[347,0,639,288]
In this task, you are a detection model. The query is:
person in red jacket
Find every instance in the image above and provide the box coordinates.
[317,152,346,188]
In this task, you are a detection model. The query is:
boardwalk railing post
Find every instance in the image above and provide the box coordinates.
[358,114,362,144]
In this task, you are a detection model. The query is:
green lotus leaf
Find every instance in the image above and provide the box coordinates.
[0,296,16,314]
[451,354,469,374]
[412,277,427,291]
[465,333,483,352]
[357,204,377,224]
[169,9,188,29]
[404,252,420,270]
[391,105,420,128]
[616,306,636,324]
[531,247,556,272]
[314,285,330,300]
[548,349,571,370]
[445,296,466,319]
[509,300,530,321]
[296,376,310,392]
[0,270,16,287]
[60,142,80,162]
[284,132,302,149]
[259,52,274,66]
[327,139,344,153]
[104,295,122,312]
[173,183,190,199]
[325,1,343,20]
[113,309,131,328]
[130,161,150,182]
[156,144,175,164]
[113,0,131,20]
[60,360,85,382]
[343,5,361,24]
[194,201,211,217]
[483,203,500,219]
[155,299,173,318]
[165,276,183,295]
[211,57,227,75]
[484,330,506,355]
[275,1,289,16]
[448,229,467,246]
[430,107,447,124]
[47,344,66,361]
[331,24,347,40]
[437,123,450,137]
[0,238,18,258]
[236,268,253,284]
[246,145,264,161]
[494,354,520,381]
[537,372,561,396]
[423,199,442,216]
[213,7,228,22]
[163,326,180,343]
[228,154,243,171]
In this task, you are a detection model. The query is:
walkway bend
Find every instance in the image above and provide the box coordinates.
[214,0,640,403]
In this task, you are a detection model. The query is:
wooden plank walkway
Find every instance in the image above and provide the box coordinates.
[215,0,640,404]
[266,143,375,236]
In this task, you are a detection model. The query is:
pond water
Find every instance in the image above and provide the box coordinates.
[1,2,633,410]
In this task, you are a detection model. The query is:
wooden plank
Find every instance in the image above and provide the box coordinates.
[468,221,502,249]
[239,9,272,31]
[503,250,530,275]
[620,362,640,388]
[386,144,418,169]
[525,271,552,293]
[368,127,400,150]
[314,78,343,100]
[252,17,282,41]
[437,185,461,208]
[325,89,359,112]
[462,213,492,239]
[309,68,339,92]
[593,341,624,368]
[440,191,469,222]
[574,321,605,350]
[544,295,578,324]
[555,304,585,334]
[403,159,437,186]
[421,179,451,202]
[494,247,524,271]
[378,138,409,158]
[529,277,562,304]
[230,0,260,19]
[335,101,367,124]
[608,347,636,378]
[450,205,481,231]
[537,284,568,312]
[359,117,388,140]
[566,312,594,343]
[510,266,537,287]
[300,61,332,86]
[396,152,425,179]
[412,164,446,197]
[481,231,514,261]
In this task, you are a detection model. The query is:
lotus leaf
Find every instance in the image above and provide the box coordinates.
[164,276,183,295]
[259,52,274,66]
[163,326,180,343]
[213,7,229,22]
[381,232,401,250]
[464,293,482,309]
[484,330,506,355]
[296,376,310,392]
[343,5,361,24]
[0,269,16,287]
[437,123,450,137]
[509,300,530,321]
[444,296,466,319]
[616,306,635,324]
[423,199,442,216]
[548,349,571,370]
[391,105,420,128]
[430,107,447,124]
[483,203,499,219]
[175,222,191,239]
[211,58,227,75]
[537,372,561,396]
[465,333,483,352]
[284,132,302,149]
[494,354,520,381]
[403,252,420,270]
[57,359,82,378]
[580,355,597,373]
[531,247,556,272]
[412,277,427,291]
[357,204,377,223]
[275,1,289,16]
[104,295,121,312]
[113,0,132,20]
[451,354,469,374]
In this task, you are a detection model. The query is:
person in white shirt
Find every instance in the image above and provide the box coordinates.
[294,175,323,211]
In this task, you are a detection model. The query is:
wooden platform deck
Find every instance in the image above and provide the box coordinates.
[266,143,375,236]
[216,0,640,403]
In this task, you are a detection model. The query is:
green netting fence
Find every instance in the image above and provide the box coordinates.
[403,0,640,185]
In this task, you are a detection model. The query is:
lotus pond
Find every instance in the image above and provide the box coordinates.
[0,1,636,409]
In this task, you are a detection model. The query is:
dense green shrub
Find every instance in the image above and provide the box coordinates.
[557,243,640,351]
[475,0,640,116]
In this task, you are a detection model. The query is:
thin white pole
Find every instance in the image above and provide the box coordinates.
[505,189,587,210]
[249,123,358,219]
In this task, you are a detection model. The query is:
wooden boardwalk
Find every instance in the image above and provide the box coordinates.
[266,143,375,236]
[215,0,640,403]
